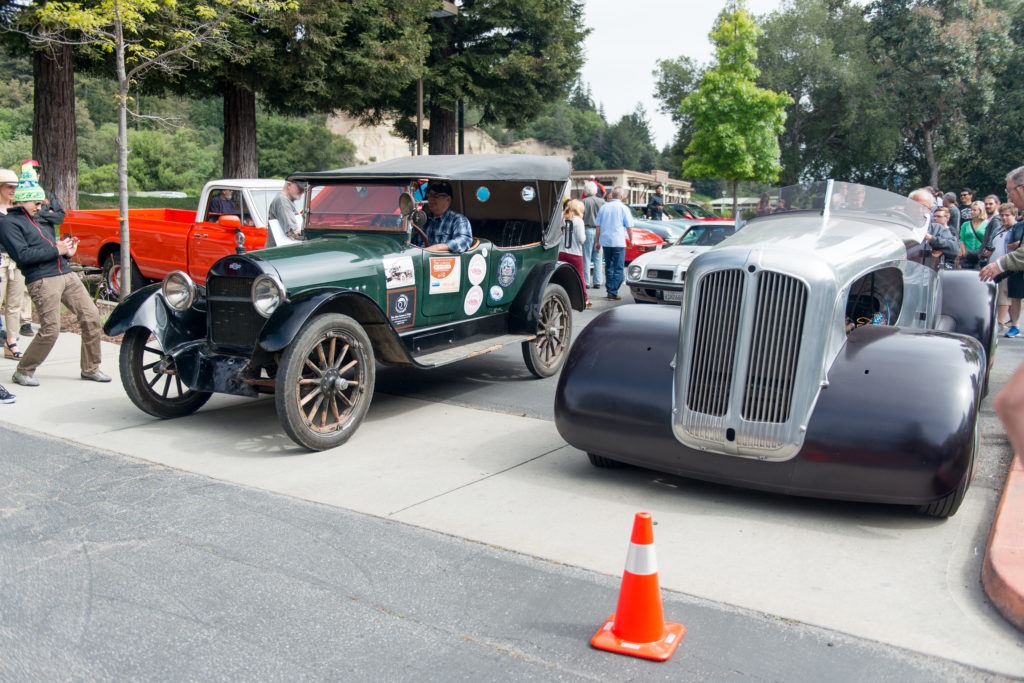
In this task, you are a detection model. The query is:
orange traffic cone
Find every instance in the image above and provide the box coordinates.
[591,511,685,661]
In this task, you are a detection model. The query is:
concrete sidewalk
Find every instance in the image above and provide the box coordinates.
[0,329,1022,676]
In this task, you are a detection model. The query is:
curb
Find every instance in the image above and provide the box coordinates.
[983,451,1024,631]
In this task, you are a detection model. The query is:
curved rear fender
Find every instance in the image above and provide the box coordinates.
[102,282,208,349]
[258,289,408,364]
[939,271,997,353]
[509,261,585,334]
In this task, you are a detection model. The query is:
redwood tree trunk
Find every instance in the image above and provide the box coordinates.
[33,46,77,210]
[223,84,258,177]
[428,105,457,155]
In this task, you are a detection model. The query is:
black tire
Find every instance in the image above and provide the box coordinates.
[917,421,978,518]
[522,282,572,378]
[587,453,622,468]
[275,313,376,451]
[102,251,145,301]
[119,327,212,418]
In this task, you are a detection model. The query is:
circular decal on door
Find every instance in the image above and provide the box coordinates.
[498,253,517,287]
[476,186,490,202]
[489,285,504,302]
[464,285,484,315]
[521,186,536,202]
[468,253,487,286]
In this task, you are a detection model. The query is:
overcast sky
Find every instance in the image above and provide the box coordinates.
[579,0,785,150]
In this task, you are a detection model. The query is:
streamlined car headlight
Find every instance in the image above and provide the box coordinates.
[162,271,196,311]
[627,265,642,281]
[252,274,285,318]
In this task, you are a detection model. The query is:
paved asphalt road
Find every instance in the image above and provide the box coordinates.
[0,426,999,681]
[0,294,1020,680]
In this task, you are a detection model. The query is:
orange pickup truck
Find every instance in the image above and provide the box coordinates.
[64,179,293,297]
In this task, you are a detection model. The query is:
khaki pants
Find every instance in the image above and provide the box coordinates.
[18,273,103,377]
[0,253,24,340]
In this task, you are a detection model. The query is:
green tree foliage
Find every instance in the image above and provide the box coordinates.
[256,114,355,178]
[682,1,792,214]
[756,0,903,186]
[867,0,1010,188]
[353,0,588,155]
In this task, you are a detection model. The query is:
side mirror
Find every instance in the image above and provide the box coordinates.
[218,215,242,228]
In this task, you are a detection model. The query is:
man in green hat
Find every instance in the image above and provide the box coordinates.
[0,162,109,386]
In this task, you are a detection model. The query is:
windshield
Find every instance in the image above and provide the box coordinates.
[679,223,737,246]
[305,183,407,233]
[750,181,930,234]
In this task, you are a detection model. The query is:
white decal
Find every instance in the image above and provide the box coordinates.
[429,256,461,294]
[468,253,487,286]
[464,285,484,315]
[383,255,415,289]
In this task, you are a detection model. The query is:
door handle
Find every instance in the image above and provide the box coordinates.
[193,233,207,238]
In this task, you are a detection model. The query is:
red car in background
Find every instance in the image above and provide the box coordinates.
[626,226,664,264]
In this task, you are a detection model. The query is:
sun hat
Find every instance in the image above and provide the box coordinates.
[0,168,18,185]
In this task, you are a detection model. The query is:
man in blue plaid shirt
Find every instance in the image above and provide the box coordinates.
[413,180,473,253]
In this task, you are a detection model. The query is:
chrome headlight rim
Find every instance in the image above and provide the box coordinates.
[161,270,196,311]
[627,264,643,281]
[252,273,286,319]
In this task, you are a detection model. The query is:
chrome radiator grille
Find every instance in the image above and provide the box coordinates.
[682,268,809,451]
[208,276,262,347]
[686,269,745,416]
[742,271,807,425]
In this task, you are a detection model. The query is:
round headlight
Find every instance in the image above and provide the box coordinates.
[161,271,196,311]
[252,274,285,318]
[627,265,642,281]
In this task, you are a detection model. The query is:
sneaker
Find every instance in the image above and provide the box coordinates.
[0,384,14,404]
[11,371,39,387]
[1006,326,1020,338]
[19,323,34,337]
[81,369,112,383]
[607,294,621,301]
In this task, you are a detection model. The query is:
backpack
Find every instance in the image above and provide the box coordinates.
[563,218,575,249]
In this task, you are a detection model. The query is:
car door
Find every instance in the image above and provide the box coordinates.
[187,190,268,284]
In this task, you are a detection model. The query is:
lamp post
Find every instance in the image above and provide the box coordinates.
[417,1,459,155]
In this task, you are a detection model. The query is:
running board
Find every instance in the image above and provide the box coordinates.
[412,333,534,368]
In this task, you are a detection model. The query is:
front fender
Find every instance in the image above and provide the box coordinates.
[509,261,585,334]
[258,288,395,354]
[102,282,207,351]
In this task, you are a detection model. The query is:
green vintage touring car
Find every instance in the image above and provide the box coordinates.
[103,155,584,450]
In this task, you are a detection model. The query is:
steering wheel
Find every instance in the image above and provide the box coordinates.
[414,225,431,248]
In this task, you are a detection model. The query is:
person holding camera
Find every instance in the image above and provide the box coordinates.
[0,163,108,387]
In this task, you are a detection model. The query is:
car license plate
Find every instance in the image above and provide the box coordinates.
[663,289,682,302]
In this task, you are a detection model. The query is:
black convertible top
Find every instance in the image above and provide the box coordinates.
[290,154,571,183]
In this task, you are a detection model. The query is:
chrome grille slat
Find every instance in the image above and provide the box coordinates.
[686,269,744,421]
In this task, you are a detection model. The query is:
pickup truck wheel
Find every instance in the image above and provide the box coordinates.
[102,252,145,301]
[275,313,376,451]
[522,282,572,378]
[119,327,212,418]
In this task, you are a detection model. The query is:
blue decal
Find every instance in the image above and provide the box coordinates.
[497,253,517,288]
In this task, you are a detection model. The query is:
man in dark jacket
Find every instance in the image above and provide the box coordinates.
[0,163,108,387]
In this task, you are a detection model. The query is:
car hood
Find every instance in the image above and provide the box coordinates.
[254,234,407,289]
[632,244,709,270]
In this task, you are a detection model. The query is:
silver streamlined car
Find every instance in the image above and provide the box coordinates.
[555,181,997,518]
[627,219,738,304]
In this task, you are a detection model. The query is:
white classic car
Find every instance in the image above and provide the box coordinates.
[626,219,738,304]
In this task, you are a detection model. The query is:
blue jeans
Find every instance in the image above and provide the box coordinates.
[603,246,625,296]
[584,227,602,286]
